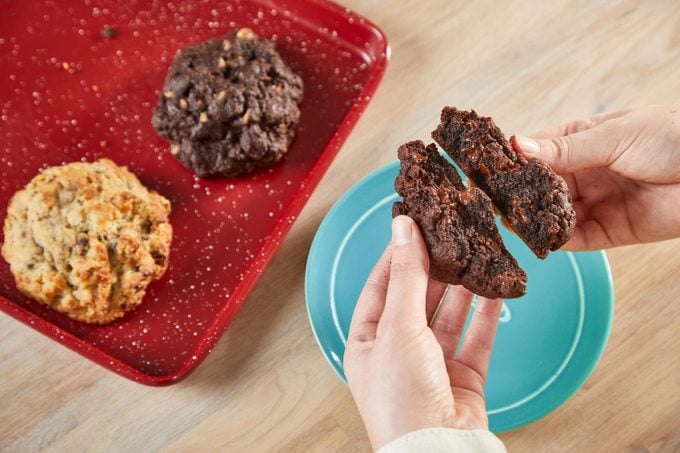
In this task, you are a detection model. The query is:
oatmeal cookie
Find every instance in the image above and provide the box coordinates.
[1,159,172,324]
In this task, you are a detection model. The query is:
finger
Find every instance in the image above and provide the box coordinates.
[561,172,579,199]
[456,297,503,382]
[347,244,392,344]
[560,218,615,251]
[529,109,634,139]
[571,199,588,225]
[425,279,448,322]
[529,119,594,139]
[512,108,637,173]
[430,286,474,360]
[512,129,619,174]
[378,216,430,334]
[554,172,589,232]
[560,227,588,251]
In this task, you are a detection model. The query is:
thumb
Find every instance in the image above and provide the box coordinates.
[512,131,614,173]
[377,215,430,333]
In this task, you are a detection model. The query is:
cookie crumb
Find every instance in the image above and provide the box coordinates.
[170,145,180,155]
[99,140,108,148]
[222,40,232,51]
[91,84,99,92]
[101,26,118,39]
[62,62,71,70]
[218,57,226,69]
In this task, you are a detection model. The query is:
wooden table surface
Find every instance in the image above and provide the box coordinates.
[2,0,680,451]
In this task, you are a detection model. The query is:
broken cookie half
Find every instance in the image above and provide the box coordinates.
[432,107,576,258]
[393,140,527,299]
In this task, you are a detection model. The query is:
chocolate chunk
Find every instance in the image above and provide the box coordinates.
[432,108,576,258]
[393,141,527,299]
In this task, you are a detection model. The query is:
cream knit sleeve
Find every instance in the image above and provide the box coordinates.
[377,428,506,453]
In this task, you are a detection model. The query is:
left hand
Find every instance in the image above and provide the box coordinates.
[343,215,503,450]
[512,105,680,250]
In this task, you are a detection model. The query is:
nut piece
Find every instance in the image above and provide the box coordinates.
[179,99,188,109]
[216,90,226,101]
[170,145,180,155]
[218,57,226,69]
[222,40,232,51]
[199,112,209,123]
[236,28,256,40]
[163,91,175,99]
[457,188,476,205]
[241,108,252,125]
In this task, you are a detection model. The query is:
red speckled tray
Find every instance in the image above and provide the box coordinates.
[0,0,389,385]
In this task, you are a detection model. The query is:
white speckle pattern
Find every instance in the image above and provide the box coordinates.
[0,0,385,382]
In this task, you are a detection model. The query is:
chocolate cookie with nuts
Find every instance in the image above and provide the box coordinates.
[152,28,304,177]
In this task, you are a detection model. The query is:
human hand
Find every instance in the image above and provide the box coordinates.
[343,215,503,450]
[513,104,680,250]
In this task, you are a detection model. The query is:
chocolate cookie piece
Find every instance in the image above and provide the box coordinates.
[394,141,527,299]
[432,107,576,258]
[152,28,304,177]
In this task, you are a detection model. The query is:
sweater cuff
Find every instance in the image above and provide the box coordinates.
[377,428,506,453]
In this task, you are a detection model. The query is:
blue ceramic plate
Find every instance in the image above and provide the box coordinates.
[305,161,614,433]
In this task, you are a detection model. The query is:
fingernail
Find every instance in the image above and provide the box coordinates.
[392,216,412,245]
[514,135,540,155]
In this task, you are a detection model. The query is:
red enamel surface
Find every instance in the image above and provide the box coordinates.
[0,0,389,385]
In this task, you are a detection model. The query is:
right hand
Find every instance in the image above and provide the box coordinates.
[512,105,680,250]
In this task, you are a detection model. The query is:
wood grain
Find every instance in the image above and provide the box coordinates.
[2,0,680,451]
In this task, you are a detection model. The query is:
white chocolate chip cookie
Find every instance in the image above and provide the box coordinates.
[1,159,172,324]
